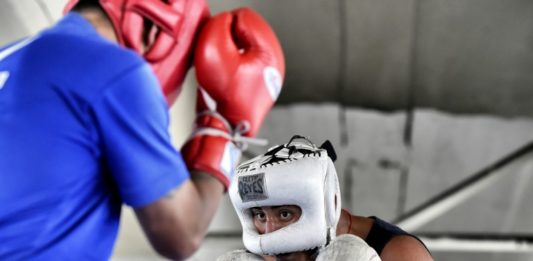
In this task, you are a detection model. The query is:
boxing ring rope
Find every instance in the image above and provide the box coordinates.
[417,233,533,252]
[419,237,533,253]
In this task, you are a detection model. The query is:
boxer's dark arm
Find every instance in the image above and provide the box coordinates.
[381,235,433,261]
[134,171,224,260]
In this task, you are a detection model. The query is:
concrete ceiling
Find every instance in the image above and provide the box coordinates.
[2,0,532,118]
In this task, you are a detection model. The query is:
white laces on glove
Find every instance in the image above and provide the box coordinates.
[189,110,268,150]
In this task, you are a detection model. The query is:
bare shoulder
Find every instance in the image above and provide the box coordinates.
[381,235,433,261]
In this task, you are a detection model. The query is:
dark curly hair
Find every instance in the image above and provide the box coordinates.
[71,0,103,13]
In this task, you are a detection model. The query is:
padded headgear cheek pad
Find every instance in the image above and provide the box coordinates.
[64,0,210,105]
[229,143,341,256]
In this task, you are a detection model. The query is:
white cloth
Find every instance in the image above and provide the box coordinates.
[216,249,264,261]
[316,234,381,261]
[217,235,382,261]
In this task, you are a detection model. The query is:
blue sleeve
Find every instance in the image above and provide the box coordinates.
[91,63,189,208]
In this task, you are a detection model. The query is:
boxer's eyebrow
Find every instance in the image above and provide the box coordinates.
[270,205,299,210]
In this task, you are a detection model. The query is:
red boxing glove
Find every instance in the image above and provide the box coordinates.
[182,7,285,189]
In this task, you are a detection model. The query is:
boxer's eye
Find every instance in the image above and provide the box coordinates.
[279,210,292,220]
[251,209,266,222]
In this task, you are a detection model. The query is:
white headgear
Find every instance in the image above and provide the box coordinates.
[229,135,342,256]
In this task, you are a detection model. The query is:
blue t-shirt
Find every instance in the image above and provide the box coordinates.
[0,13,189,260]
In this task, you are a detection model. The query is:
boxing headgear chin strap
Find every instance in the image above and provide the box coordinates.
[64,0,210,105]
[229,136,342,256]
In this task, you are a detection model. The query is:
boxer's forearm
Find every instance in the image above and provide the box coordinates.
[134,171,224,260]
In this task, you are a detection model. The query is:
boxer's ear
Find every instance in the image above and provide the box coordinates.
[320,140,337,162]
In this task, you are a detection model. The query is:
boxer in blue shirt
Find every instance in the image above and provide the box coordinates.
[0,0,285,259]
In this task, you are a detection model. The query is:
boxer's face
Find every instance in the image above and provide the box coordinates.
[251,206,316,260]
[250,205,302,234]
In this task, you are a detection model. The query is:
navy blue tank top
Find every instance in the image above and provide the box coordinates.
[365,216,429,255]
